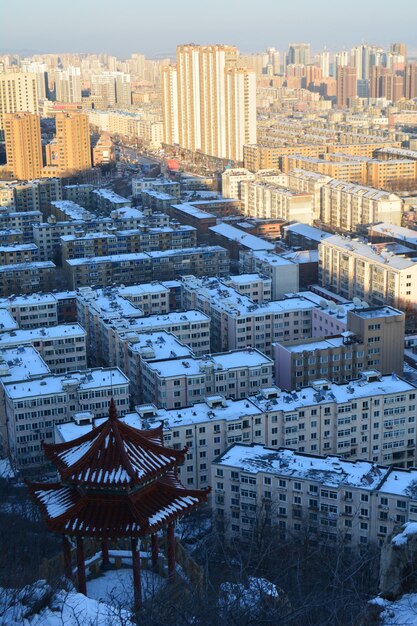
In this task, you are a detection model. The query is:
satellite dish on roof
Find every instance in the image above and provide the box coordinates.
[361,301,369,308]
[329,301,337,311]
[319,299,328,309]
[352,297,362,308]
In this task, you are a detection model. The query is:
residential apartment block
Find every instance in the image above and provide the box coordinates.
[4,367,129,469]
[66,246,230,289]
[0,261,55,297]
[274,305,405,390]
[181,275,315,355]
[211,444,417,548]
[318,235,417,308]
[0,323,87,373]
[141,348,274,409]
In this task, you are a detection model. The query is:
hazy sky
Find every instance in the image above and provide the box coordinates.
[2,0,417,58]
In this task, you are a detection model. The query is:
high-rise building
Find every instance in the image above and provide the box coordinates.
[336,65,357,107]
[390,42,407,59]
[162,44,256,161]
[53,112,91,175]
[54,67,82,103]
[23,62,49,100]
[315,50,330,78]
[334,51,349,77]
[224,67,257,162]
[114,72,131,106]
[0,73,38,131]
[405,63,417,100]
[161,65,179,145]
[287,43,310,66]
[4,112,43,180]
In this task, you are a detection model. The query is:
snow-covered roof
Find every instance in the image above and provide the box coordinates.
[0,323,86,348]
[145,349,272,378]
[209,223,275,251]
[92,189,130,204]
[128,331,194,360]
[215,444,389,489]
[0,261,55,273]
[116,310,210,334]
[4,367,128,400]
[0,309,18,333]
[321,235,417,270]
[0,346,50,381]
[283,222,331,241]
[249,374,416,413]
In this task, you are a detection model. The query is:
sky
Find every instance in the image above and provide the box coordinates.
[2,0,417,58]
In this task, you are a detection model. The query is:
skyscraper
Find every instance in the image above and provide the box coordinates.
[4,112,43,180]
[162,44,256,161]
[336,66,357,107]
[0,73,38,131]
[54,112,91,175]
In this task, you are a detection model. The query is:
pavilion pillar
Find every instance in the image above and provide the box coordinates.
[167,523,176,581]
[131,538,142,610]
[101,538,110,570]
[63,535,72,580]
[76,536,87,596]
[151,533,159,570]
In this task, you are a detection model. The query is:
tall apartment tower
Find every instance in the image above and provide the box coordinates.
[4,112,43,180]
[336,66,357,107]
[55,112,91,175]
[54,67,82,103]
[405,63,417,100]
[224,67,257,161]
[162,44,256,161]
[287,43,310,66]
[161,65,179,145]
[0,73,38,131]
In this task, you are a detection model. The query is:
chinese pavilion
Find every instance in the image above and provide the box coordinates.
[28,399,209,609]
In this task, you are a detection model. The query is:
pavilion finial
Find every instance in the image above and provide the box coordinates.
[109,397,118,421]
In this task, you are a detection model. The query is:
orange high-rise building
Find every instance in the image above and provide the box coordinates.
[4,112,43,180]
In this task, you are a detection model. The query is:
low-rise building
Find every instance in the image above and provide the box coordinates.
[0,323,87,373]
[240,180,314,225]
[211,444,412,547]
[66,246,230,289]
[4,367,130,469]
[239,249,299,298]
[91,188,131,213]
[319,235,417,308]
[0,261,55,297]
[141,349,274,409]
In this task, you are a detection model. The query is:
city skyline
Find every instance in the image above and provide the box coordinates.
[2,0,417,58]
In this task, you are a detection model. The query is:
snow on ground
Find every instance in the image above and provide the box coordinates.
[87,567,165,606]
[0,457,15,479]
[391,522,417,546]
[371,594,417,625]
[0,580,134,626]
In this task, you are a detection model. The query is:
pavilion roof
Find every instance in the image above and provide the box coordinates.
[28,476,209,538]
[42,399,186,488]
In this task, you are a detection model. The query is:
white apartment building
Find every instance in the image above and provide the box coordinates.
[0,324,86,374]
[54,67,82,103]
[319,235,417,308]
[4,367,129,469]
[321,179,402,232]
[222,168,256,199]
[240,180,314,225]
[239,250,299,299]
[223,273,272,302]
[0,293,59,328]
[126,331,194,404]
[181,276,315,355]
[0,73,38,130]
[245,372,417,467]
[211,444,417,548]
[113,310,211,362]
[141,349,274,409]
[0,345,50,455]
[286,169,333,221]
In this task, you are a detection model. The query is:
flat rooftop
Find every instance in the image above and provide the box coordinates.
[215,444,389,490]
